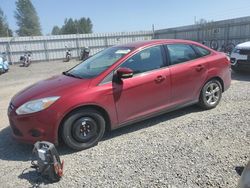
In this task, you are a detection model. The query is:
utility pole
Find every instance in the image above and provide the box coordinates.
[152,24,155,39]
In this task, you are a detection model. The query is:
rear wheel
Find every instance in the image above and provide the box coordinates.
[198,80,222,110]
[62,109,105,150]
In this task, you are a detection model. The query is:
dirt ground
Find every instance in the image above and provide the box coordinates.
[0,61,250,187]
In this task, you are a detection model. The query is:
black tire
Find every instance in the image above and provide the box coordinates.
[198,80,222,110]
[61,109,105,150]
[210,40,219,50]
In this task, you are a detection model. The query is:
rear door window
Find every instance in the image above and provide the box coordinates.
[193,45,211,57]
[165,44,199,65]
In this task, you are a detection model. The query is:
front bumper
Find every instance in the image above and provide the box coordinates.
[231,52,250,70]
[8,103,59,145]
[231,58,250,69]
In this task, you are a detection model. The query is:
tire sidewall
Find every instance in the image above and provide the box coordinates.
[62,110,105,150]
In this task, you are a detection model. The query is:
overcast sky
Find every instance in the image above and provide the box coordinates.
[1,0,250,35]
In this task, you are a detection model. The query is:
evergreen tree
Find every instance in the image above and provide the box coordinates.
[61,18,77,34]
[0,7,13,37]
[15,0,42,36]
[78,17,93,33]
[51,26,61,35]
[51,17,93,35]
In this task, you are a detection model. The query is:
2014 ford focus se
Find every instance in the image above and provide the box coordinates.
[8,40,231,150]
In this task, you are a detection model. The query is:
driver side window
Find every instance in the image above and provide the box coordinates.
[120,45,165,74]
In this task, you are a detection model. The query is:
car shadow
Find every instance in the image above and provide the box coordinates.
[0,127,33,161]
[102,105,200,142]
[231,71,250,82]
[0,105,200,161]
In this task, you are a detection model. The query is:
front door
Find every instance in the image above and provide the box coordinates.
[113,45,171,124]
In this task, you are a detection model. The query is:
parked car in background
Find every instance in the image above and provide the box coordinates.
[230,41,250,72]
[0,53,9,74]
[8,39,231,150]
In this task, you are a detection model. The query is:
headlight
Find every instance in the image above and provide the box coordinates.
[232,49,240,54]
[16,96,60,115]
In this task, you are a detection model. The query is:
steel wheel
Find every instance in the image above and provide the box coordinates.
[199,80,222,109]
[62,109,105,150]
[72,117,98,143]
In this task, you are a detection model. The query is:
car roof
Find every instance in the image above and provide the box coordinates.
[116,39,201,49]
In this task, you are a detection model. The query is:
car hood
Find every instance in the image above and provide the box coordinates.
[11,74,91,107]
[236,41,250,50]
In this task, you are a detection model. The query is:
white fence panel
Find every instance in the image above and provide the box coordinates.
[0,31,153,63]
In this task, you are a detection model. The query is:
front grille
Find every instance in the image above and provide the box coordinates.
[238,60,250,64]
[239,49,250,55]
[236,60,250,69]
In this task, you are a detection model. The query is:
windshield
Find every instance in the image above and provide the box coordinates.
[65,46,134,79]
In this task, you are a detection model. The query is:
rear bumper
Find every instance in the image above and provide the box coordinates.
[222,65,231,92]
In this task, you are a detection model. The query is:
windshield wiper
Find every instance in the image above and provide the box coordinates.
[62,71,82,79]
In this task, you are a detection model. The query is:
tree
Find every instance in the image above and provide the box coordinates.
[61,18,77,34]
[15,0,42,36]
[51,17,93,35]
[0,7,13,37]
[51,26,61,35]
[78,17,93,33]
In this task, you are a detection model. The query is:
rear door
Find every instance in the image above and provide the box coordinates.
[113,45,171,124]
[165,43,209,106]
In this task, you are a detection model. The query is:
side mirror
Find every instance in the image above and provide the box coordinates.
[116,67,133,79]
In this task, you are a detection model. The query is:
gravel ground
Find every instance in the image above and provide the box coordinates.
[0,61,250,188]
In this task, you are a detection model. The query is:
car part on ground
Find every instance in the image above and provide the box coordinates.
[31,141,63,182]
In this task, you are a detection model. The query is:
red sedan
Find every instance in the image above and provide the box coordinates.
[8,39,231,150]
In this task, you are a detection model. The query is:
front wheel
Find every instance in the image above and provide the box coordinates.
[62,109,106,150]
[198,80,222,110]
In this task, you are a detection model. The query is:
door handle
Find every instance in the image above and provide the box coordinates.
[155,75,165,83]
[195,65,204,72]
